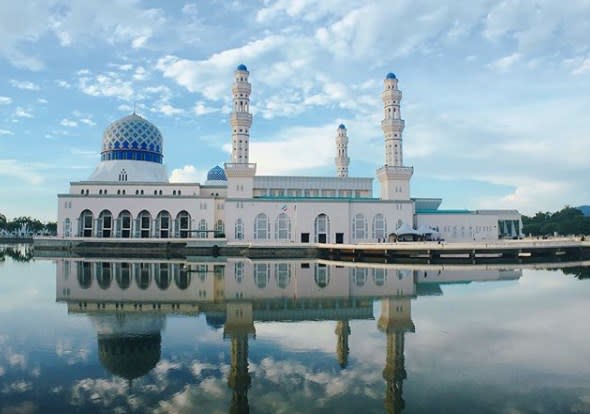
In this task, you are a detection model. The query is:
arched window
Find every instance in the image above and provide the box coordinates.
[372,268,386,286]
[314,214,330,243]
[234,219,244,240]
[80,210,94,237]
[352,213,367,241]
[314,263,330,288]
[275,213,291,241]
[118,210,132,238]
[372,214,387,240]
[155,263,170,290]
[195,219,207,238]
[254,213,269,240]
[176,211,191,238]
[215,219,225,237]
[254,263,270,289]
[156,211,171,238]
[351,268,367,287]
[137,211,152,238]
[274,263,291,289]
[135,263,151,289]
[98,210,113,238]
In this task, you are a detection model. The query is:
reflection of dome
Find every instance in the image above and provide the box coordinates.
[206,312,226,330]
[101,114,163,164]
[98,334,161,381]
[205,165,228,186]
[386,72,397,80]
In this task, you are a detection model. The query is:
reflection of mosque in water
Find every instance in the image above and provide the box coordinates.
[56,259,521,414]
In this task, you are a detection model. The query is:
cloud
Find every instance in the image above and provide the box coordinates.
[0,130,14,136]
[60,118,78,127]
[0,160,44,185]
[14,107,33,118]
[78,71,133,101]
[153,103,184,116]
[193,101,217,116]
[0,96,12,105]
[488,53,521,72]
[9,80,40,91]
[56,80,71,88]
[79,118,96,126]
[37,98,48,104]
[169,165,206,183]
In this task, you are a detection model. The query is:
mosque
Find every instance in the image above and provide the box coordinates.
[57,65,522,243]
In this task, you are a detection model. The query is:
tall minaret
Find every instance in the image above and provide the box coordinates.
[376,72,413,201]
[335,124,350,177]
[230,64,252,164]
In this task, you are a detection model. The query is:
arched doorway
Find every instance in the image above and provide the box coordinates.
[314,213,330,243]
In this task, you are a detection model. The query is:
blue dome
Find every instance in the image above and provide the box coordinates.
[207,165,227,181]
[386,72,397,80]
[237,64,248,71]
[338,123,346,129]
[100,114,163,164]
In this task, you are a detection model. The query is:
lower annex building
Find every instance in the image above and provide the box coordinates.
[57,65,522,243]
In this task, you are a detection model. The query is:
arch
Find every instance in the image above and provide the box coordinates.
[314,214,330,243]
[352,213,368,241]
[174,265,191,290]
[116,263,131,289]
[372,214,387,240]
[215,219,225,237]
[372,268,386,287]
[135,263,151,289]
[234,218,244,240]
[97,262,112,289]
[98,210,113,238]
[197,219,208,238]
[137,210,152,238]
[351,268,367,287]
[275,213,291,241]
[77,262,92,289]
[79,210,94,237]
[254,263,270,289]
[274,263,291,289]
[254,213,269,240]
[155,263,170,290]
[314,263,330,288]
[118,210,132,238]
[176,211,191,238]
[156,210,171,239]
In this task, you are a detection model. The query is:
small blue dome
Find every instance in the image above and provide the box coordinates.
[207,165,227,181]
[338,123,346,129]
[237,64,248,71]
[386,72,397,80]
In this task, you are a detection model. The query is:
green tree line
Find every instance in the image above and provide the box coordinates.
[522,206,590,236]
[0,213,57,234]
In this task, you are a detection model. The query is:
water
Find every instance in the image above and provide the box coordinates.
[1,246,590,413]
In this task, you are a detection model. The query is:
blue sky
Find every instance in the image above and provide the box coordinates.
[1,0,589,221]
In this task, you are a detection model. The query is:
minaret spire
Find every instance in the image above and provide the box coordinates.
[335,124,350,177]
[230,64,253,164]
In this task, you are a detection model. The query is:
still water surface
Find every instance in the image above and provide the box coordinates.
[1,245,590,413]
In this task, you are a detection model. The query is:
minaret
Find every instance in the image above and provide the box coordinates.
[378,297,415,414]
[376,72,413,201]
[335,320,351,368]
[230,64,252,164]
[335,124,350,177]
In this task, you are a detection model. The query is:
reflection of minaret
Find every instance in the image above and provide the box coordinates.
[335,320,351,368]
[224,303,255,414]
[378,298,415,414]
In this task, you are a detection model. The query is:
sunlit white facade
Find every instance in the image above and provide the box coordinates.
[57,65,521,243]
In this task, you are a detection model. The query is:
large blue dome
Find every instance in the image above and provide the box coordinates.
[207,165,227,181]
[101,114,163,164]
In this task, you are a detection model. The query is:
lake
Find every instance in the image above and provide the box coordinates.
[1,245,590,413]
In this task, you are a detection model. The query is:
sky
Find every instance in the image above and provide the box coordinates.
[0,0,589,221]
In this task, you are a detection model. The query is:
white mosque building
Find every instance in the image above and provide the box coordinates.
[57,65,522,243]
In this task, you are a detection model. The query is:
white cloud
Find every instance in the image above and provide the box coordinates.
[37,98,48,104]
[78,72,134,101]
[14,107,33,118]
[0,160,44,185]
[488,53,521,72]
[565,56,590,75]
[169,165,206,183]
[60,118,78,127]
[0,96,12,105]
[153,103,184,116]
[79,118,96,126]
[0,130,14,136]
[56,80,71,88]
[193,101,217,116]
[9,80,40,90]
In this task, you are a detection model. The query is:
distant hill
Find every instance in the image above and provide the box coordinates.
[577,205,590,217]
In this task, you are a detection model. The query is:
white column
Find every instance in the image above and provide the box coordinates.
[230,64,253,164]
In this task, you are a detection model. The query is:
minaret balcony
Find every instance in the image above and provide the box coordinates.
[381,119,405,130]
[230,112,253,123]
